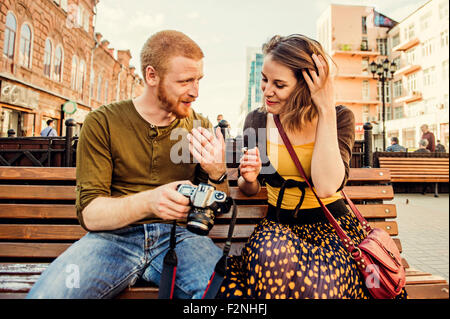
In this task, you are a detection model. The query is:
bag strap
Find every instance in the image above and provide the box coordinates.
[272,114,367,256]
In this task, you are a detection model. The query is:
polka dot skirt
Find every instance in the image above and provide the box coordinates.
[217,213,408,299]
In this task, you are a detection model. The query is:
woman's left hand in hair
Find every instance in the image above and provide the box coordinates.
[302,54,335,114]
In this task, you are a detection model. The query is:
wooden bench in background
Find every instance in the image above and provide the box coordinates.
[379,157,449,197]
[0,166,448,299]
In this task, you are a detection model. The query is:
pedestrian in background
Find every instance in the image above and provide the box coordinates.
[435,140,446,153]
[40,119,58,137]
[420,124,435,152]
[414,139,431,153]
[386,137,406,152]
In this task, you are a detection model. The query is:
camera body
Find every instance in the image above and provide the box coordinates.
[177,183,231,236]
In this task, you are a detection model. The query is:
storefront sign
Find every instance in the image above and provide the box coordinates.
[0,81,39,109]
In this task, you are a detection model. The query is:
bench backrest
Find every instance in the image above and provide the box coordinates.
[378,157,449,183]
[0,167,400,260]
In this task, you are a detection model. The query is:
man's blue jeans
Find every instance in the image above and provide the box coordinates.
[26,223,222,299]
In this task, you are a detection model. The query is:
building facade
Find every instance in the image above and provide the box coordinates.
[238,47,263,130]
[0,0,143,137]
[386,0,449,150]
[317,4,397,143]
[317,1,449,150]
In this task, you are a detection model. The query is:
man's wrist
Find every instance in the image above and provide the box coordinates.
[208,170,227,184]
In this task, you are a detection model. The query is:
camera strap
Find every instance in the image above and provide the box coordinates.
[157,198,238,299]
[158,220,178,299]
[201,198,237,299]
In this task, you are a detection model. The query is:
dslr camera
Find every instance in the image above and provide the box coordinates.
[177,183,232,236]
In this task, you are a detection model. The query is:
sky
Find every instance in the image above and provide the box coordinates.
[94,0,429,135]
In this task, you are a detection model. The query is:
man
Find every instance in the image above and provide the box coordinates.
[420,124,435,152]
[40,119,58,137]
[386,137,406,152]
[214,114,223,131]
[414,139,431,153]
[435,140,446,153]
[27,30,227,299]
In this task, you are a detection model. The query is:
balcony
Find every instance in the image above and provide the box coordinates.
[394,64,421,76]
[332,43,380,57]
[392,37,420,52]
[335,73,373,80]
[335,99,380,105]
[394,91,422,104]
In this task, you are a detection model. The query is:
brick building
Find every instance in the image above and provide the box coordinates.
[0,0,143,137]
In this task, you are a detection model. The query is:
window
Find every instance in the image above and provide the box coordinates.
[362,57,369,74]
[440,1,449,20]
[393,56,401,69]
[443,60,449,81]
[420,11,432,31]
[377,82,390,103]
[97,74,102,100]
[361,37,368,51]
[394,106,404,119]
[61,0,68,11]
[407,24,415,40]
[362,80,370,100]
[71,56,78,90]
[3,12,17,59]
[43,39,52,77]
[422,38,434,57]
[391,34,400,48]
[441,30,449,48]
[362,16,367,35]
[407,73,417,94]
[393,80,403,98]
[376,38,388,55]
[362,105,370,123]
[104,80,109,104]
[78,60,86,92]
[53,46,63,82]
[90,69,95,98]
[406,48,417,64]
[423,67,436,87]
[19,24,32,68]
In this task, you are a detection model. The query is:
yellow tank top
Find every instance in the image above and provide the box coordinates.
[266,140,342,210]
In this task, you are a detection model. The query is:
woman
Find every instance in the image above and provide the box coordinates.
[217,34,407,299]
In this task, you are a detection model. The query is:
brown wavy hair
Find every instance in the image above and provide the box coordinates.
[262,34,335,132]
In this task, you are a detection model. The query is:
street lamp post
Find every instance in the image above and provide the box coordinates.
[370,58,397,151]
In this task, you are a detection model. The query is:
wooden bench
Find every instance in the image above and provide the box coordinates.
[0,166,448,299]
[379,157,449,197]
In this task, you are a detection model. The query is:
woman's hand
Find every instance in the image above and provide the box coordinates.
[239,147,262,183]
[302,54,335,113]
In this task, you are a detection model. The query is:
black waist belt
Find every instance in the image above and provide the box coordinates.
[266,198,348,225]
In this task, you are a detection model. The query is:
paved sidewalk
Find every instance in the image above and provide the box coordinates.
[387,193,449,281]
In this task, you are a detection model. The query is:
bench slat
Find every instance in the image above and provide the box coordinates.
[0,185,76,200]
[0,220,399,241]
[229,185,394,201]
[0,204,76,219]
[0,167,76,181]
[0,243,71,258]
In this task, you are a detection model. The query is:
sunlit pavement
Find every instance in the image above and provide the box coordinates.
[387,193,449,281]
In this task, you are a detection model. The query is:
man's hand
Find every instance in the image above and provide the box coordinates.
[145,180,193,220]
[187,126,227,180]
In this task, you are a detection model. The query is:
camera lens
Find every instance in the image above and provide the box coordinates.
[186,207,215,236]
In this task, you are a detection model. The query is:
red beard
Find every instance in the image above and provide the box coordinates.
[157,83,193,119]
